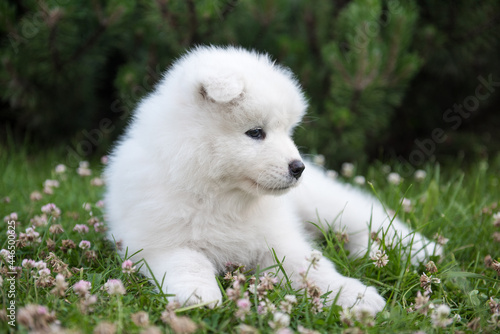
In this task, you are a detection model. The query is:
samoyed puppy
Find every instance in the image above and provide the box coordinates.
[105,46,439,314]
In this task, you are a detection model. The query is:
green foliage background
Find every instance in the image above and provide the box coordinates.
[1,0,500,167]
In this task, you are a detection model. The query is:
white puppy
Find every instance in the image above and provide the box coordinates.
[105,46,439,314]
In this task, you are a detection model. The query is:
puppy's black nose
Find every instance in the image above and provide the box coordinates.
[289,160,305,180]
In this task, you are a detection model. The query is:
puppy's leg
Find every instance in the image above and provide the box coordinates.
[290,162,440,262]
[142,248,222,307]
[264,233,385,314]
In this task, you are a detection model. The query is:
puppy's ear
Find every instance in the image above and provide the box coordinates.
[200,74,244,103]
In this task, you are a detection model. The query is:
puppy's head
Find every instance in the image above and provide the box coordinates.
[160,46,308,196]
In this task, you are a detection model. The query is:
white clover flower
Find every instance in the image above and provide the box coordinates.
[354,175,366,186]
[79,240,91,249]
[420,273,441,293]
[433,233,449,245]
[431,304,453,328]
[313,154,325,166]
[41,203,61,217]
[73,280,91,297]
[30,191,43,201]
[341,163,355,178]
[77,161,92,176]
[269,312,290,329]
[414,169,427,182]
[73,224,89,233]
[401,198,412,213]
[387,172,402,185]
[493,212,500,227]
[414,290,431,315]
[44,179,60,188]
[326,170,338,180]
[121,260,137,274]
[353,305,376,327]
[82,202,92,211]
[55,164,67,174]
[34,260,47,270]
[370,249,389,268]
[22,259,36,268]
[306,250,322,270]
[104,279,126,295]
[90,177,104,187]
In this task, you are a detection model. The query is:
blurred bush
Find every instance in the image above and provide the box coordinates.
[1,0,499,167]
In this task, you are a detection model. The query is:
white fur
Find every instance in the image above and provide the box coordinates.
[105,46,439,314]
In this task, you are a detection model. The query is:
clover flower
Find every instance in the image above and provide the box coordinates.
[22,259,36,269]
[79,240,91,249]
[30,214,48,227]
[492,260,500,276]
[269,311,290,330]
[131,311,150,327]
[73,280,92,297]
[341,163,355,178]
[51,274,68,297]
[161,303,197,334]
[34,260,47,270]
[493,212,500,227]
[0,249,11,261]
[420,273,441,293]
[433,233,449,246]
[73,224,89,233]
[18,304,57,333]
[44,179,60,189]
[36,268,54,287]
[388,172,402,185]
[41,203,61,217]
[306,250,322,270]
[414,290,431,315]
[254,298,273,314]
[122,260,137,274]
[353,305,376,327]
[313,154,325,166]
[30,191,43,201]
[104,278,126,295]
[414,169,427,182]
[425,261,438,273]
[19,227,41,245]
[90,177,104,186]
[279,295,297,314]
[431,304,453,328]
[55,164,67,174]
[401,198,412,212]
[370,249,389,268]
[49,224,64,234]
[339,307,355,326]
[3,212,18,222]
[77,161,92,176]
[354,175,366,186]
[236,298,251,320]
[326,170,338,180]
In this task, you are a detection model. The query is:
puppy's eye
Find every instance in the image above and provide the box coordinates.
[245,127,266,140]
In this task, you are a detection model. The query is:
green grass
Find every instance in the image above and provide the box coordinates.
[1,145,499,333]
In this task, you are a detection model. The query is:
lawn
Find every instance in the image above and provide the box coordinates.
[1,145,499,333]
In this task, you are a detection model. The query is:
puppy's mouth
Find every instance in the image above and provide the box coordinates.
[248,178,298,192]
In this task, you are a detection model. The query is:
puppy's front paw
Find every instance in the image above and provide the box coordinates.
[168,280,222,308]
[333,278,385,314]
